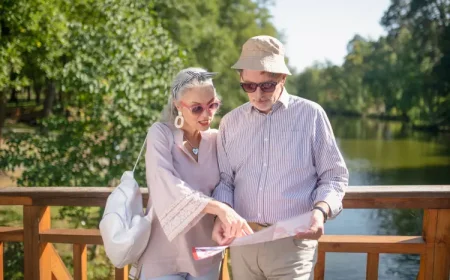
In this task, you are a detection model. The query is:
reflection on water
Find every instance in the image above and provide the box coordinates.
[325,116,450,280]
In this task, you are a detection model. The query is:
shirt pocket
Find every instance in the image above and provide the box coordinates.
[273,130,309,152]
[271,130,312,169]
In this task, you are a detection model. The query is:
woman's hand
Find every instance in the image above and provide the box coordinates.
[216,204,253,238]
[212,219,234,246]
[203,200,253,238]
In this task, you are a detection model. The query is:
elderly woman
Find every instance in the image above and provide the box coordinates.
[137,68,252,280]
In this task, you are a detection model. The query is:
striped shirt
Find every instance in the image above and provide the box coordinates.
[212,88,348,224]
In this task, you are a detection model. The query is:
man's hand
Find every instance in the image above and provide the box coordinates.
[212,219,234,246]
[294,209,325,240]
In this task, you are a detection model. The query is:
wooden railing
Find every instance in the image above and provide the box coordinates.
[0,185,449,280]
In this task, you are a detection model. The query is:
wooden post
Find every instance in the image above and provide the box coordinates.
[23,206,51,280]
[0,241,3,280]
[73,244,87,280]
[433,209,450,279]
[219,248,230,280]
[115,266,129,280]
[366,253,379,280]
[420,209,450,280]
[420,209,438,280]
[314,250,325,280]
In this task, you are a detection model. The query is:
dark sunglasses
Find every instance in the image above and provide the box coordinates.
[240,82,278,93]
[179,100,221,116]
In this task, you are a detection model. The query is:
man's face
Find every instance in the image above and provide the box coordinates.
[240,70,286,113]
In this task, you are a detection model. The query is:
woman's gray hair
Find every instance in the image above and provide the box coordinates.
[160,67,217,123]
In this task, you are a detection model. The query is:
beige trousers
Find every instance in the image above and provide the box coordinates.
[229,237,318,280]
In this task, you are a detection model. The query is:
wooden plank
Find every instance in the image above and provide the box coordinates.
[73,244,87,280]
[0,185,449,208]
[41,241,52,280]
[0,241,3,280]
[0,227,23,242]
[344,197,450,209]
[432,209,450,279]
[23,206,51,280]
[0,187,116,207]
[49,244,72,280]
[40,206,52,280]
[0,187,116,197]
[31,198,109,207]
[23,204,35,280]
[0,196,32,205]
[313,250,325,280]
[421,209,438,279]
[115,266,129,280]
[318,235,426,254]
[366,253,379,280]
[417,253,425,280]
[343,185,450,197]
[219,248,230,280]
[40,229,102,245]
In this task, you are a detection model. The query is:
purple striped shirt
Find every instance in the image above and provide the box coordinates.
[212,88,348,224]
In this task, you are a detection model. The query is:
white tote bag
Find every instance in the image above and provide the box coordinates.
[99,132,152,270]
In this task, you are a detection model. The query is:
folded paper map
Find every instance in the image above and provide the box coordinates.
[192,211,312,260]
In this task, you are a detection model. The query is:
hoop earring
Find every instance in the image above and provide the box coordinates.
[174,111,184,128]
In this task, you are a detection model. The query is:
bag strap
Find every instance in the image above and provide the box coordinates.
[132,123,173,173]
[132,131,149,173]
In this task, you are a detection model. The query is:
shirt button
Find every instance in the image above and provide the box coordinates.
[264,138,268,141]
[263,163,267,167]
[259,187,262,191]
[258,213,261,217]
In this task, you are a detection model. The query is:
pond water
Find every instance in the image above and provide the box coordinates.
[325,116,449,280]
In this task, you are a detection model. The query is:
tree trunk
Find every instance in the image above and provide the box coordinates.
[42,80,56,118]
[0,89,8,141]
[27,86,31,102]
[35,84,42,104]
[9,88,18,104]
[58,90,65,115]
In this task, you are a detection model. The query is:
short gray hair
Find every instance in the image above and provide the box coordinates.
[160,67,217,123]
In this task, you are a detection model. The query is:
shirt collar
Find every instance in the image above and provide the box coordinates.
[278,87,290,109]
[246,87,290,114]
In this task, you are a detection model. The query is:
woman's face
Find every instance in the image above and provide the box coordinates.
[176,86,220,132]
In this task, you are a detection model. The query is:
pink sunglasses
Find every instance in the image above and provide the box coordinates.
[179,100,221,116]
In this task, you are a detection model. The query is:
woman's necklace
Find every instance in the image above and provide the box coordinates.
[183,135,199,155]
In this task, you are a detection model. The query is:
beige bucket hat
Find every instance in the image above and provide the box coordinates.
[231,35,291,75]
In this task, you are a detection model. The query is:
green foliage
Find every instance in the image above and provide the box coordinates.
[3,243,24,280]
[291,0,450,129]
[0,0,67,89]
[1,0,185,278]
[152,0,280,112]
[1,0,184,187]
[0,206,24,280]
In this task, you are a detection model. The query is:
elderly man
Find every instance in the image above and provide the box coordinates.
[212,35,349,280]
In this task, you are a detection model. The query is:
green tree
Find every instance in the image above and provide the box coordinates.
[381,0,450,127]
[0,0,67,138]
[152,0,280,113]
[1,0,185,278]
[290,0,450,130]
[291,63,326,103]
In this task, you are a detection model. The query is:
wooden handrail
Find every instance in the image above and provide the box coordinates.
[0,185,449,280]
[40,229,103,245]
[0,185,449,208]
[0,227,23,242]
